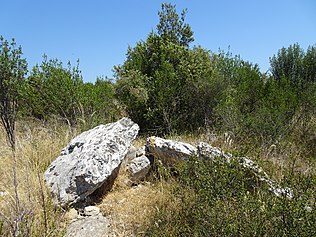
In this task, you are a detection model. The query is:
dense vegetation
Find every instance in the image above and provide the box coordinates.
[2,4,315,154]
[0,3,315,236]
[146,157,316,236]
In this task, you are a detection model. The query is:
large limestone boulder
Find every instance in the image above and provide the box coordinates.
[44,118,139,206]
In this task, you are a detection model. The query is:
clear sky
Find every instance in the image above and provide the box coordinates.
[1,0,315,82]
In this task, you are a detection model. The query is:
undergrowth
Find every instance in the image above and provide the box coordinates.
[144,156,316,236]
[0,119,315,236]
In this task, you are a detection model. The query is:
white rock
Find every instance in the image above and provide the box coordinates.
[65,213,110,237]
[83,206,100,216]
[136,145,146,157]
[305,206,313,212]
[128,155,151,183]
[197,142,293,199]
[146,136,197,164]
[197,142,231,162]
[269,186,294,199]
[44,118,139,206]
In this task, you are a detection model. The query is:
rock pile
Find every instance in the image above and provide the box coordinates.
[44,118,293,236]
[45,118,293,207]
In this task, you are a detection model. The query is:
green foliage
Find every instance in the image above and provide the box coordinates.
[146,157,316,236]
[0,4,315,236]
[211,44,316,152]
[304,45,316,83]
[157,3,194,47]
[22,55,120,128]
[260,44,316,150]
[115,4,217,133]
[23,55,83,125]
[117,6,315,149]
[77,77,120,129]
[270,43,305,84]
[270,43,316,89]
[0,36,27,149]
[213,53,265,139]
[115,70,149,129]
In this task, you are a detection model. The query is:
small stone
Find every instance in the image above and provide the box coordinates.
[65,214,110,237]
[136,145,146,157]
[83,206,100,216]
[65,208,78,220]
[128,155,151,183]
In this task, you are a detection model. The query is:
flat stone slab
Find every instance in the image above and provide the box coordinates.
[146,136,197,165]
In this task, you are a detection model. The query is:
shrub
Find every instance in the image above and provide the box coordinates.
[145,157,316,236]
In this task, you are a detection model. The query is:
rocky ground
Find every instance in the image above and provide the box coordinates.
[41,118,295,236]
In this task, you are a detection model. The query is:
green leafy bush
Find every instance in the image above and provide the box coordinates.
[115,4,219,134]
[146,157,316,236]
[23,56,120,129]
[77,77,121,129]
[23,55,83,125]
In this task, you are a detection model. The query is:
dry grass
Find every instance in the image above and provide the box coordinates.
[1,118,313,236]
[0,119,179,236]
[98,170,178,236]
[0,118,76,236]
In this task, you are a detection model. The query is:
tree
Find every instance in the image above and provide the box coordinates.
[303,45,316,83]
[256,43,316,147]
[269,43,316,90]
[157,3,194,47]
[25,55,83,125]
[0,36,27,151]
[0,36,29,236]
[77,77,120,129]
[115,4,208,133]
[213,52,264,138]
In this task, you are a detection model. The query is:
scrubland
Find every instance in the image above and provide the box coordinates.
[1,3,315,236]
[0,118,315,236]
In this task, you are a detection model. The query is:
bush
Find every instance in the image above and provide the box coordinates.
[23,55,83,125]
[77,77,121,130]
[145,157,316,236]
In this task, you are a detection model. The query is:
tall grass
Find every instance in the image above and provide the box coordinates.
[0,118,314,236]
[0,118,76,236]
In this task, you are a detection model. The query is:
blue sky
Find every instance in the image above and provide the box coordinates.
[1,0,315,82]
